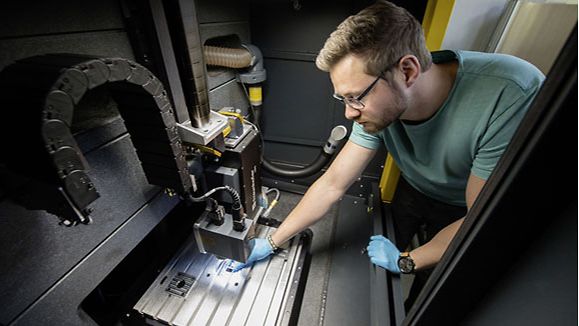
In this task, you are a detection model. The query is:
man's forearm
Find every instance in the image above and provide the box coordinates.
[267,141,377,247]
[270,176,343,246]
[410,217,464,271]
[408,173,484,271]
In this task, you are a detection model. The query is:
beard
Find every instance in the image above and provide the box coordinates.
[362,87,407,134]
[361,122,382,134]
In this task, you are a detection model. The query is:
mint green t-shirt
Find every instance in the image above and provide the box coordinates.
[350,50,544,206]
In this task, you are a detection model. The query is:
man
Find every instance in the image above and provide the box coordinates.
[234,0,544,288]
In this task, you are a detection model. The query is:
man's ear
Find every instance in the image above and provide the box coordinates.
[399,55,421,87]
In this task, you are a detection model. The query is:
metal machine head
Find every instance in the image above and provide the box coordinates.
[193,210,256,263]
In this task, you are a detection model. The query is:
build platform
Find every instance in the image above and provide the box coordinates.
[133,225,309,326]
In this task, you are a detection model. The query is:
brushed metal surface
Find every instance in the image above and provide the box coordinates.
[489,1,577,74]
[134,225,303,326]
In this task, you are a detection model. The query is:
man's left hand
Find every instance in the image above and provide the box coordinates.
[367,235,401,274]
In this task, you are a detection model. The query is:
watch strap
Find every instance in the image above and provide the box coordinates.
[398,252,416,274]
[266,234,279,251]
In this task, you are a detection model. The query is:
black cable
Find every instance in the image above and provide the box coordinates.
[187,186,246,231]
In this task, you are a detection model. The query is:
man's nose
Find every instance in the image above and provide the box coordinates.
[344,104,361,120]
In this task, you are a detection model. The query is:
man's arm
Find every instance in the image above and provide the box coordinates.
[409,173,486,270]
[270,141,376,246]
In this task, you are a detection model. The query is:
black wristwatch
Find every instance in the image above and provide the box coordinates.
[398,252,416,274]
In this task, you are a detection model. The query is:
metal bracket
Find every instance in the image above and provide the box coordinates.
[177,111,228,146]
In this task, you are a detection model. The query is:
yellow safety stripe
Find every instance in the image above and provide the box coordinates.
[422,0,456,51]
[379,154,401,203]
[379,0,455,202]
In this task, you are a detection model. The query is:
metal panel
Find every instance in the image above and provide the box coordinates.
[208,78,250,114]
[0,131,162,324]
[134,225,308,326]
[323,196,372,326]
[0,0,124,38]
[441,0,509,52]
[10,192,179,326]
[488,1,577,74]
[260,58,334,145]
[249,1,369,56]
[195,0,250,24]
[200,21,251,45]
[0,31,135,71]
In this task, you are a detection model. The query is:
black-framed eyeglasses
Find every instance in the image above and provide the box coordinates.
[332,56,404,110]
[333,74,386,110]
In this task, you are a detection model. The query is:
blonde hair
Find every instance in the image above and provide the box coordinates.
[316,1,432,76]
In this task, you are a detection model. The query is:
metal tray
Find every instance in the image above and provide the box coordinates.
[133,225,309,326]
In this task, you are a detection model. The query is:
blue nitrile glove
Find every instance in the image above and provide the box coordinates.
[232,238,273,272]
[367,235,401,274]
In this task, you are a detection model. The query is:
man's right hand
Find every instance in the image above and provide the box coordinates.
[232,238,274,272]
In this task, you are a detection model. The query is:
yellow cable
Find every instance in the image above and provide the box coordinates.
[220,111,244,123]
[193,144,222,157]
[222,124,232,137]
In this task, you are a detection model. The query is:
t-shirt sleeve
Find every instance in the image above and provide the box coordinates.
[471,83,541,179]
[348,122,382,150]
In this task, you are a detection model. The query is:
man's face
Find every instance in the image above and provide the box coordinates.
[329,54,408,134]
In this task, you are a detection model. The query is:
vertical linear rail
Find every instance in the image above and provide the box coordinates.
[148,0,190,124]
[176,0,211,128]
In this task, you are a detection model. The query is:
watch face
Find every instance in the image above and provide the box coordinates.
[398,256,415,274]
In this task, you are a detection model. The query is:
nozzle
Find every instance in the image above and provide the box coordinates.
[323,125,348,155]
